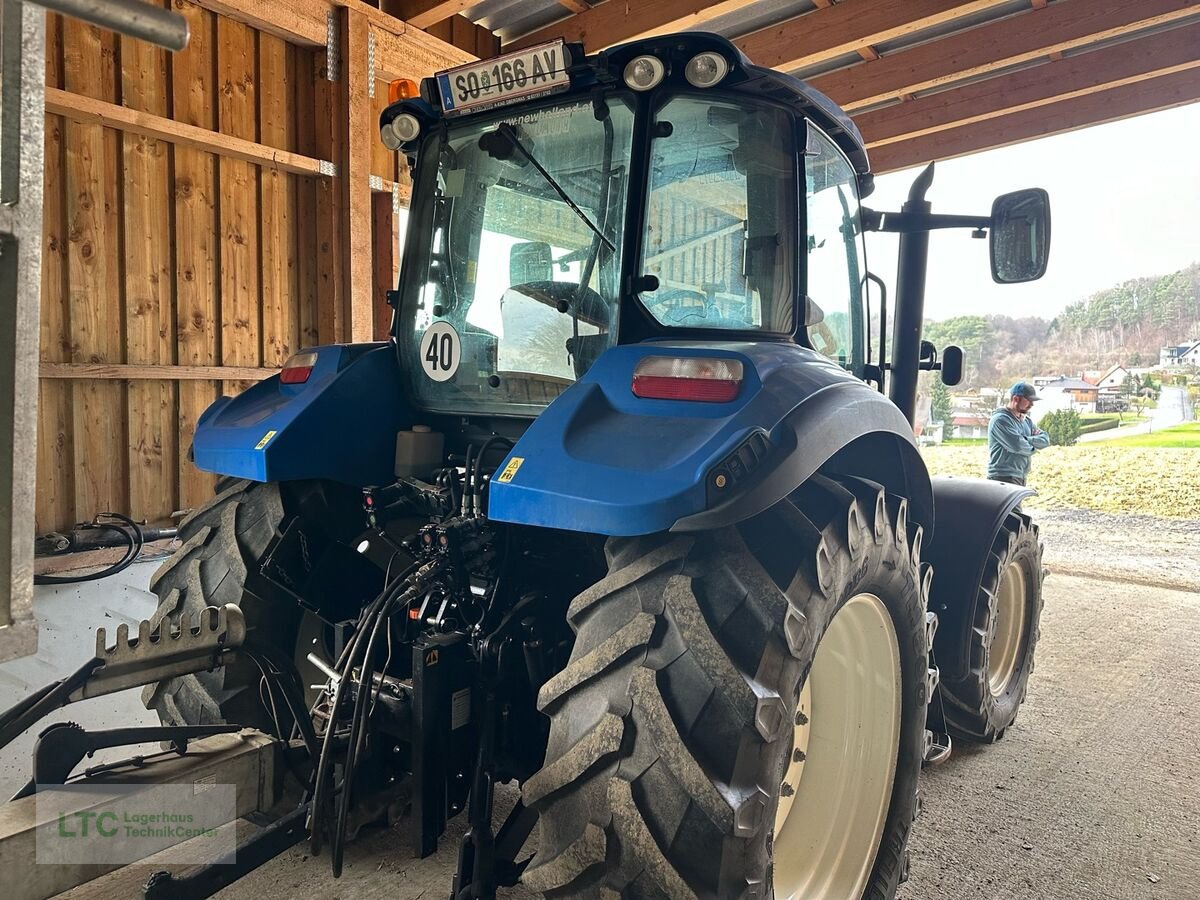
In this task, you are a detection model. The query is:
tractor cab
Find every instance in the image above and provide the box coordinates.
[383,33,874,419]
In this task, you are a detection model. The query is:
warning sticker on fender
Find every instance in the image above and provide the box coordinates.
[255,430,277,450]
[496,457,524,483]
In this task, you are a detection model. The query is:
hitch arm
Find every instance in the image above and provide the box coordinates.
[11,722,241,800]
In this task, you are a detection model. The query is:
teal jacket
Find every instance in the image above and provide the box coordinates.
[987,408,1050,480]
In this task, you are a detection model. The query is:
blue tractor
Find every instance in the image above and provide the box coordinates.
[7,32,1051,900]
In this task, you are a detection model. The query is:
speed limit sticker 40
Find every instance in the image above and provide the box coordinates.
[420,322,461,382]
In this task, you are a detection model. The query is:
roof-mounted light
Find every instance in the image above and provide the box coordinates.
[388,78,420,103]
[685,52,729,88]
[381,113,420,150]
[624,55,665,92]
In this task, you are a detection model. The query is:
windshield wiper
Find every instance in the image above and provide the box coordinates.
[493,123,616,253]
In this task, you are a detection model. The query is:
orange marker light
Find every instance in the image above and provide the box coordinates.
[389,78,420,103]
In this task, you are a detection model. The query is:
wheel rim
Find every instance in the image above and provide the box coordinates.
[987,562,1028,697]
[772,593,902,900]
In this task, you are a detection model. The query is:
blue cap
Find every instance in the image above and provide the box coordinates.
[1010,381,1039,401]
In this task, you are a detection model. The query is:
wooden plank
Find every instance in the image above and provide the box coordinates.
[192,0,326,45]
[259,33,298,367]
[734,0,1005,73]
[392,0,474,30]
[870,68,1200,173]
[341,7,375,343]
[294,49,322,351]
[172,0,220,509]
[811,0,1200,111]
[37,14,73,533]
[216,17,261,372]
[44,88,328,177]
[191,0,475,74]
[63,18,127,524]
[371,21,475,81]
[510,0,756,52]
[857,22,1200,148]
[370,85,394,180]
[40,364,279,381]
[121,17,179,526]
[313,56,344,344]
[371,192,396,341]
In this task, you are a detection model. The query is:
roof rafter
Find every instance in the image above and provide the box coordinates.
[733,0,1007,73]
[810,0,1200,111]
[869,67,1200,173]
[509,0,757,52]
[856,22,1200,148]
[392,0,475,30]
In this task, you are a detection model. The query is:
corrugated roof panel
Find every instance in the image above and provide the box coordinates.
[696,0,817,40]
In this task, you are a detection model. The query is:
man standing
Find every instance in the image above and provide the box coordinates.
[987,381,1050,486]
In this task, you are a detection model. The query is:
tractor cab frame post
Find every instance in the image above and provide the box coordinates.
[864,163,992,425]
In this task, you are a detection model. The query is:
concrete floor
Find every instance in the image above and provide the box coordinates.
[12,548,1200,898]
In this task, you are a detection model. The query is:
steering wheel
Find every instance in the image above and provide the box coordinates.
[507,281,608,326]
[651,287,712,325]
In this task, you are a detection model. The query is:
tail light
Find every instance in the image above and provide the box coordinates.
[632,356,744,402]
[280,351,318,384]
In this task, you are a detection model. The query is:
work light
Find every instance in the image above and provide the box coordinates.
[624,55,665,91]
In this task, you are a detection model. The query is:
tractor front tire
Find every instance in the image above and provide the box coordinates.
[939,509,1044,743]
[142,480,303,732]
[522,476,933,899]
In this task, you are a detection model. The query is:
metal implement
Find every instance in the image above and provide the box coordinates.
[143,802,311,900]
[11,721,240,799]
[25,0,189,51]
[0,731,280,900]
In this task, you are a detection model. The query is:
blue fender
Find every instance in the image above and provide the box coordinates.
[487,342,932,536]
[192,343,407,486]
[924,476,1033,680]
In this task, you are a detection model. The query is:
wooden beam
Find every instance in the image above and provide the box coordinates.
[555,0,589,13]
[40,363,279,381]
[391,0,473,30]
[192,0,475,78]
[857,23,1200,147]
[340,7,375,343]
[734,0,1006,73]
[509,0,757,52]
[869,68,1200,173]
[44,87,328,176]
[193,0,326,45]
[811,0,1200,111]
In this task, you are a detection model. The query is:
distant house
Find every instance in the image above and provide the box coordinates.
[1096,365,1132,389]
[951,412,990,440]
[1039,376,1099,413]
[1160,340,1200,367]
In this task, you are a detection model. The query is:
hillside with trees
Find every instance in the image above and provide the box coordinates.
[921,262,1200,389]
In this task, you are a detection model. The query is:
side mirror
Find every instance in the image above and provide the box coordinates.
[510,242,553,285]
[990,188,1050,283]
[940,345,964,386]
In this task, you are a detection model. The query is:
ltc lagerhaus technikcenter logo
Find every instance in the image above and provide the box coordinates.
[36,783,237,865]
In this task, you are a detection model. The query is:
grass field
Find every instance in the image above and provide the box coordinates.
[920,443,1200,518]
[1094,421,1200,448]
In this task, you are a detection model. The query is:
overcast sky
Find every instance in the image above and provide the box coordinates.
[862,100,1200,323]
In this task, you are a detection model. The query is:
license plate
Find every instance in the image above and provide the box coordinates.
[436,41,571,117]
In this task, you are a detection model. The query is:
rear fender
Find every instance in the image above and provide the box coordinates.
[486,341,932,536]
[924,476,1034,680]
[192,343,407,486]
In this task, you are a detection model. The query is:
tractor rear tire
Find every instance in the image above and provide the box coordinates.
[141,480,303,732]
[521,476,932,899]
[939,509,1043,743]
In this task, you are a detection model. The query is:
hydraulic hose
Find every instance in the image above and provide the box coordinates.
[34,514,144,585]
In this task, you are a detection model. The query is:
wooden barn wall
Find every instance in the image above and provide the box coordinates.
[36,2,476,534]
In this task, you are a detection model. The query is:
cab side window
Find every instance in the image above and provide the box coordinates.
[804,129,866,375]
